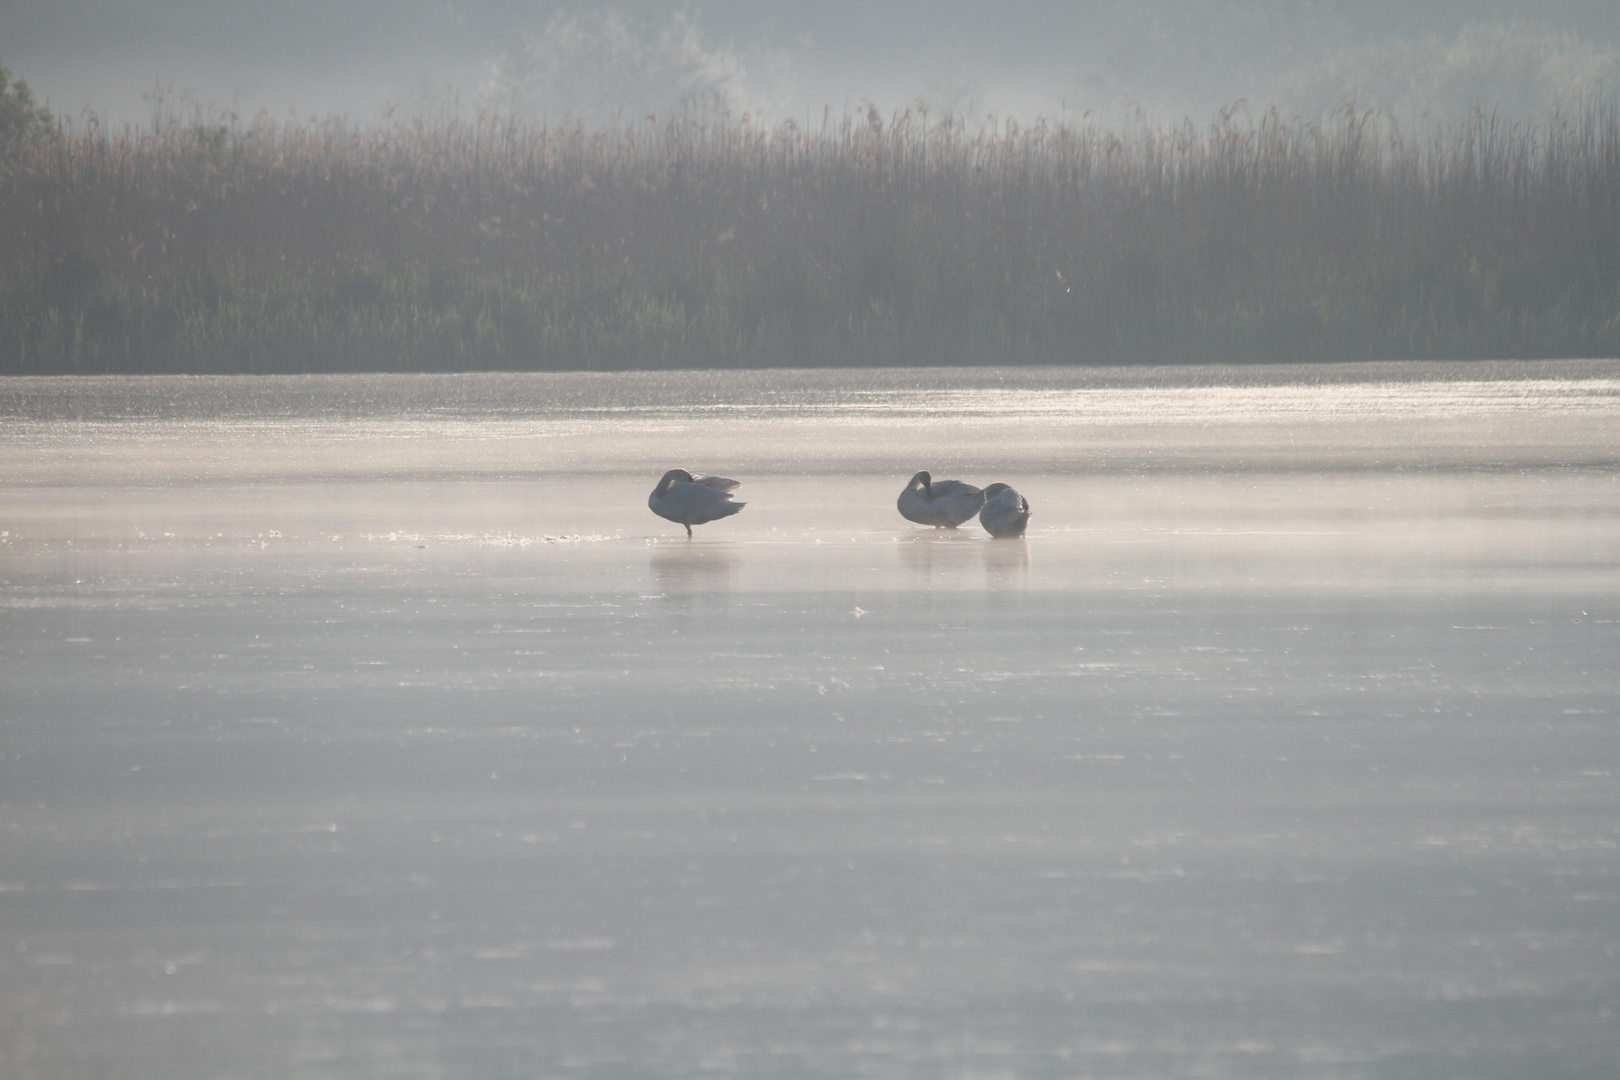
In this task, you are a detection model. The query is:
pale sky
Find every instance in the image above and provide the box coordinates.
[6,1,1620,128]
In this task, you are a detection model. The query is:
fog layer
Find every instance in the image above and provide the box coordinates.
[7,1,1620,128]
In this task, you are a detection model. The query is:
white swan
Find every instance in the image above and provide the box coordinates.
[649,469,746,537]
[897,470,984,528]
[978,482,1031,538]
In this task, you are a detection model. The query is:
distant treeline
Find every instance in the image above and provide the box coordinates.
[3,78,1619,372]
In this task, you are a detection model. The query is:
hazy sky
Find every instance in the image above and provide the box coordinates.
[6,1,1620,128]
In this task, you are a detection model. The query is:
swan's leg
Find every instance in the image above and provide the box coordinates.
[684,523,693,538]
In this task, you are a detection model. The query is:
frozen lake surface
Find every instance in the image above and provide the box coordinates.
[2,361,1619,1079]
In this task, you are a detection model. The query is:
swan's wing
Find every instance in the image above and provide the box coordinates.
[653,481,745,524]
[979,487,1031,535]
[934,481,986,526]
[664,482,735,513]
[692,498,745,523]
[899,487,950,525]
[693,474,740,492]
[989,487,1025,510]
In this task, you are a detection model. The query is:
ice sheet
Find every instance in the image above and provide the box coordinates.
[2,363,1618,1079]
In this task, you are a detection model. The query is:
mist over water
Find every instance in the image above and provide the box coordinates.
[8,6,1620,1074]
[3,362,1618,1078]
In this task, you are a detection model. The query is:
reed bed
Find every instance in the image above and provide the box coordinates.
[2,99,1618,373]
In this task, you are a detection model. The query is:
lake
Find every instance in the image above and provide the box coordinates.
[2,361,1618,1079]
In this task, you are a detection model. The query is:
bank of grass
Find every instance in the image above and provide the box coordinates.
[2,96,1618,373]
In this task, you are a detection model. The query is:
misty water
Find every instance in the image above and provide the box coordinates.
[3,361,1618,1080]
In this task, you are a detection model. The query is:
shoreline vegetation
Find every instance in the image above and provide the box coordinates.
[3,72,1618,374]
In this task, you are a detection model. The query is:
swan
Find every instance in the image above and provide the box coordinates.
[978,482,1031,538]
[897,470,984,528]
[648,469,746,537]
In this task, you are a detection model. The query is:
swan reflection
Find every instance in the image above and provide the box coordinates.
[898,530,979,584]
[981,535,1030,586]
[649,544,739,592]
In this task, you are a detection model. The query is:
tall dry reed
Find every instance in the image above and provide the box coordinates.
[2,98,1617,372]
